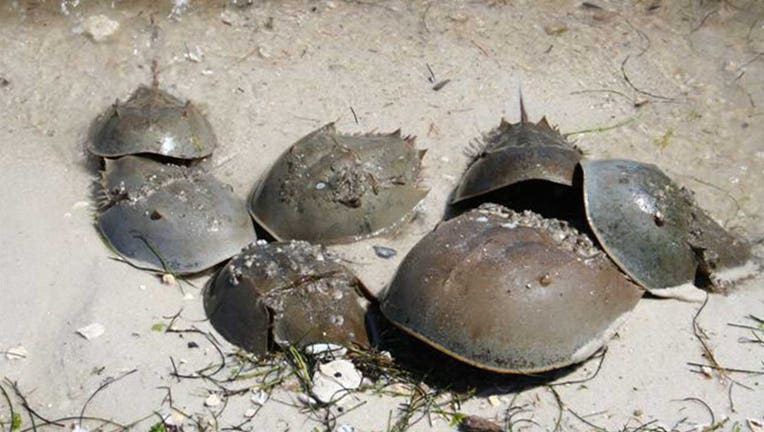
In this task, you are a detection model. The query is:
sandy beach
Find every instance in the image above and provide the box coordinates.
[0,1,762,431]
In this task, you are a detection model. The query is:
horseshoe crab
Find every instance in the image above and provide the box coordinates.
[204,241,370,355]
[97,156,256,274]
[89,85,217,160]
[448,99,582,220]
[380,204,643,373]
[581,159,754,299]
[249,123,428,244]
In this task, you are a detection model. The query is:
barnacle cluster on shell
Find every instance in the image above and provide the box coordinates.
[249,123,429,244]
[204,241,370,355]
[381,204,643,373]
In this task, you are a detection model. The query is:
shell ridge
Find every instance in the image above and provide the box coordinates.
[103,162,206,206]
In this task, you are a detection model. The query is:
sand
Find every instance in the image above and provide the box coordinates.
[0,1,762,431]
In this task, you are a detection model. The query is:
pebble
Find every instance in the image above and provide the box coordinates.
[185,46,204,63]
[251,390,268,406]
[76,323,105,340]
[372,245,397,259]
[460,415,502,432]
[205,393,222,407]
[220,10,240,26]
[544,22,568,36]
[82,15,120,42]
[257,45,272,59]
[163,413,185,427]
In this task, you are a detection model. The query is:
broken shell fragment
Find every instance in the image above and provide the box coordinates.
[450,100,581,207]
[97,156,256,274]
[380,204,643,373]
[89,86,217,160]
[581,159,754,298]
[204,241,370,355]
[311,359,363,404]
[249,123,428,244]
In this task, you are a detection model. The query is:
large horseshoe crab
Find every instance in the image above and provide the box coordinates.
[96,156,256,274]
[249,123,429,244]
[204,241,370,355]
[380,204,643,373]
[581,159,754,299]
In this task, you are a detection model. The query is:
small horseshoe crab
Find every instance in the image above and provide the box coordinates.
[204,241,370,355]
[96,156,256,274]
[448,99,583,221]
[89,85,217,160]
[249,123,429,244]
[380,204,643,373]
[581,159,755,299]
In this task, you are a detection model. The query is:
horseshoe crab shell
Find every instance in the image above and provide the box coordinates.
[581,159,754,299]
[204,241,370,355]
[450,100,581,206]
[249,123,428,244]
[380,204,643,373]
[89,86,217,160]
[97,156,256,274]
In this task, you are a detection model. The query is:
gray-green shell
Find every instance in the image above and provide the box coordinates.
[249,123,428,244]
[204,241,370,355]
[89,86,217,160]
[380,204,643,373]
[582,159,753,296]
[450,114,581,204]
[97,156,255,274]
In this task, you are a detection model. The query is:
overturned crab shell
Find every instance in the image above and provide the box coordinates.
[204,241,370,355]
[89,86,217,160]
[582,159,753,298]
[380,204,643,373]
[450,105,581,205]
[97,156,256,274]
[249,123,428,244]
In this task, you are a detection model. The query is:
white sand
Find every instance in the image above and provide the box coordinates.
[1,1,762,431]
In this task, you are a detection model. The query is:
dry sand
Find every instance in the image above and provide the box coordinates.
[0,1,763,431]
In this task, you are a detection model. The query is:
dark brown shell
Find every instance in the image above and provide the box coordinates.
[249,123,428,244]
[380,204,643,373]
[97,156,256,274]
[204,241,370,355]
[582,159,754,298]
[89,86,217,160]
[450,102,581,205]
